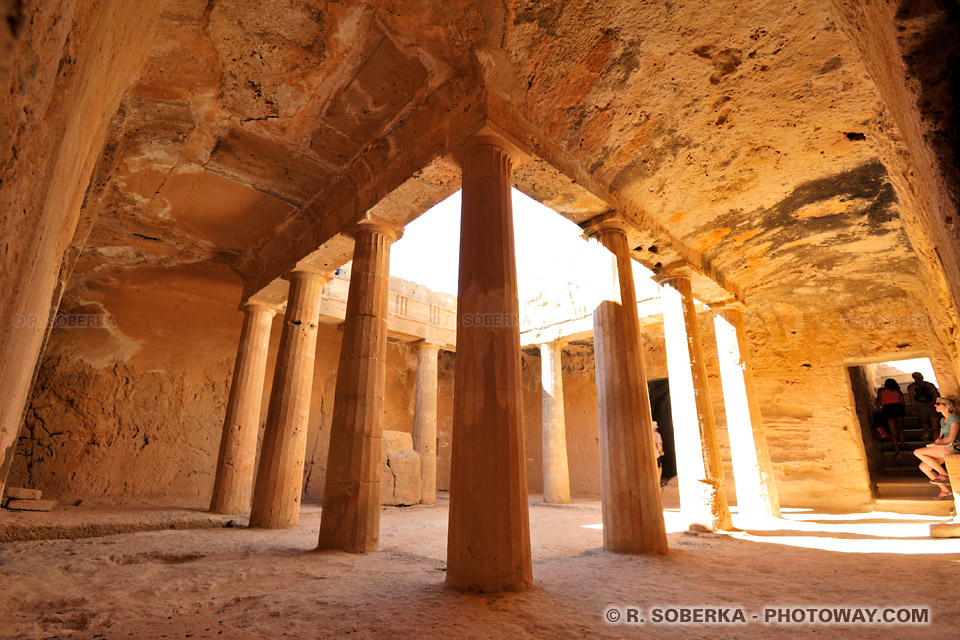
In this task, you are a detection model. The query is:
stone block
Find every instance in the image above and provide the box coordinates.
[5,488,42,500]
[944,454,960,484]
[382,430,413,453]
[381,449,422,506]
[5,499,56,512]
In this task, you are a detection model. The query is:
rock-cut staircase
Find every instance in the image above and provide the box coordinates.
[874,417,955,516]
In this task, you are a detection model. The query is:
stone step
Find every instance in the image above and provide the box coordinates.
[877,453,923,463]
[880,466,925,476]
[4,499,56,512]
[874,497,955,517]
[876,477,943,498]
[878,443,928,454]
[3,488,42,500]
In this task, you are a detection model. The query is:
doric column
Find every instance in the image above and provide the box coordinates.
[658,274,732,531]
[447,132,532,592]
[412,340,441,505]
[209,301,277,514]
[712,304,780,520]
[584,213,668,553]
[539,341,571,504]
[318,219,401,553]
[248,270,328,529]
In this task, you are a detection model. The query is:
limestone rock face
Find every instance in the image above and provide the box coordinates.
[380,431,422,507]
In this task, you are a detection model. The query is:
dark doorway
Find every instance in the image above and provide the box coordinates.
[648,378,676,481]
[848,358,942,501]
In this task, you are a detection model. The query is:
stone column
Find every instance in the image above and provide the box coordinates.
[248,270,327,529]
[712,305,780,520]
[446,132,532,592]
[658,274,732,531]
[585,214,668,553]
[412,340,441,505]
[319,219,401,553]
[539,341,571,503]
[210,302,277,514]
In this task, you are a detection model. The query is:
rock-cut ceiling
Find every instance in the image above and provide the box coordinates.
[74,0,924,315]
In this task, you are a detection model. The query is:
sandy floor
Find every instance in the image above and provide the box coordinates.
[1,497,959,639]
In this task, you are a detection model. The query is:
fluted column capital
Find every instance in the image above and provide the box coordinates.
[282,268,332,286]
[707,298,746,315]
[346,216,404,244]
[239,300,280,317]
[580,212,630,243]
[415,339,442,355]
[653,272,693,294]
[453,122,530,168]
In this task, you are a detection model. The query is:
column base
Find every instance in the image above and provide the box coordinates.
[680,479,733,532]
[318,480,380,553]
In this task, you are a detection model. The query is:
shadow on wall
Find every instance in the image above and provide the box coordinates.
[848,365,882,498]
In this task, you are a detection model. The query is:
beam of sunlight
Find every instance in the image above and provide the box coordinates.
[728,511,960,554]
[584,510,960,555]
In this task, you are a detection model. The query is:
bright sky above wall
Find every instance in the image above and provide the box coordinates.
[389,189,658,306]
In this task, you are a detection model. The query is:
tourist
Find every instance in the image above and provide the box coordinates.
[652,422,664,485]
[913,397,960,500]
[876,378,907,454]
[907,372,939,440]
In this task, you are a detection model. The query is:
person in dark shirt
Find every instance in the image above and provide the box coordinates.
[907,372,939,441]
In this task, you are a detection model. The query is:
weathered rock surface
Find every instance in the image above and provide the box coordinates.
[380,430,422,507]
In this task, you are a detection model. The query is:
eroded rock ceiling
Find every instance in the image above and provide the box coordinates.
[72,0,955,316]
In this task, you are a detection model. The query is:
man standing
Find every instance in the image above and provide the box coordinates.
[908,372,939,440]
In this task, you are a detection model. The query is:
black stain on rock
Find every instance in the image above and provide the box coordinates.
[608,122,695,190]
[818,56,844,74]
[701,160,903,274]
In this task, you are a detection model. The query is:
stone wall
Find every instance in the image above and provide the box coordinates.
[741,292,958,509]
[503,293,958,510]
[9,264,421,505]
[0,0,164,498]
[12,267,959,512]
[10,262,243,503]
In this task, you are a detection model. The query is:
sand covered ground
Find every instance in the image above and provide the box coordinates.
[1,496,958,639]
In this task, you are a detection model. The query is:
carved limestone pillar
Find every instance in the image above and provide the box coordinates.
[446,132,532,592]
[210,301,277,514]
[319,219,401,553]
[412,340,441,505]
[658,274,732,531]
[249,270,328,529]
[712,304,780,520]
[585,214,668,553]
[540,341,571,504]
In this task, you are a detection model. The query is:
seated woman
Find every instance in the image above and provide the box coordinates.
[914,396,960,500]
[876,378,907,454]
